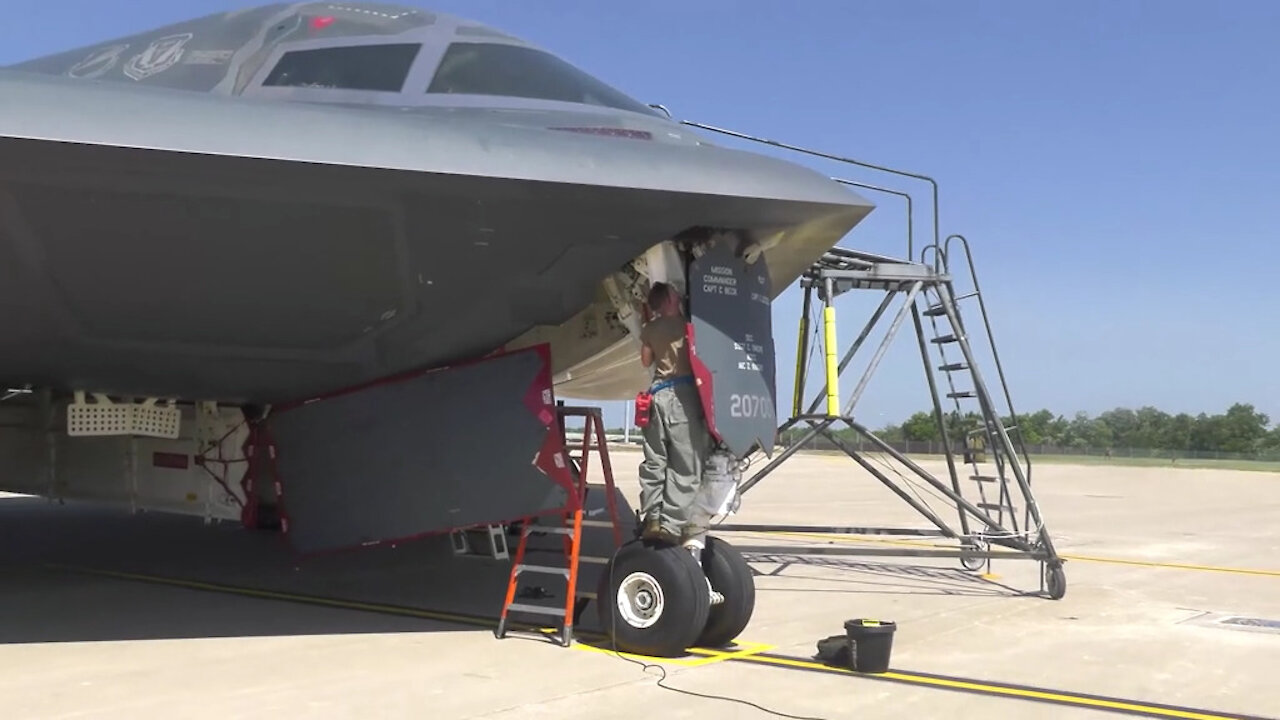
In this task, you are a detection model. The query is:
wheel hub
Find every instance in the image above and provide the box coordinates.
[617,571,665,629]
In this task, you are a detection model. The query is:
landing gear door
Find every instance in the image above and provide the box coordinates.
[686,235,777,459]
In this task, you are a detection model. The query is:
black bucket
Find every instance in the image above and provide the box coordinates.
[844,619,896,673]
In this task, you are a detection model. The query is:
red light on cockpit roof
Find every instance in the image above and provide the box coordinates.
[310,16,336,29]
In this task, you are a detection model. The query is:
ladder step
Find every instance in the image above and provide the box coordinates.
[515,564,570,578]
[525,525,574,537]
[522,546,567,555]
[923,304,950,317]
[977,503,1007,512]
[931,334,960,344]
[498,406,629,648]
[504,603,566,617]
[970,475,999,483]
[947,391,976,399]
[938,363,968,372]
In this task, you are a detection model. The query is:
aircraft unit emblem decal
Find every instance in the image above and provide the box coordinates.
[67,44,129,80]
[124,33,193,80]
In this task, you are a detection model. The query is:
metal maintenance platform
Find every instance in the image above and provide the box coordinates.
[679,123,1065,599]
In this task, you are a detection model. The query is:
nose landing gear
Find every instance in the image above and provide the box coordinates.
[596,536,756,657]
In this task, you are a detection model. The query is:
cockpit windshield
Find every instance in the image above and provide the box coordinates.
[427,42,657,116]
[264,43,422,91]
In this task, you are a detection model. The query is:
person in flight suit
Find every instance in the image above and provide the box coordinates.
[635,281,714,545]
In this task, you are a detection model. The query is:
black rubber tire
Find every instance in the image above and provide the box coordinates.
[595,541,711,657]
[959,539,988,572]
[696,536,756,648]
[1045,562,1067,600]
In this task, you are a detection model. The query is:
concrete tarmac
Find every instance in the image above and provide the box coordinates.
[0,447,1276,720]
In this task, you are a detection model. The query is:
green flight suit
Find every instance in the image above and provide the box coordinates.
[637,314,713,539]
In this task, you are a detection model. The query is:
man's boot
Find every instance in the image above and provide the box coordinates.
[640,517,682,545]
[638,515,660,540]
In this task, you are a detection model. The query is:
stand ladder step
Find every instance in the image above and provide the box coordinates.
[504,603,567,617]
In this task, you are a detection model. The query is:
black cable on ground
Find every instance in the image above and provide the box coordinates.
[604,539,830,720]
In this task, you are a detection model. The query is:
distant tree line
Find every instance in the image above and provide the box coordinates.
[840,403,1280,455]
[604,402,1280,458]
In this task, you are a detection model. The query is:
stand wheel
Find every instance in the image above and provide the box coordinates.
[696,537,756,648]
[1044,562,1066,600]
[959,539,988,572]
[595,541,711,657]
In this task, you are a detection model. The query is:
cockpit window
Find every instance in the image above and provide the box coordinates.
[264,43,421,91]
[427,42,656,116]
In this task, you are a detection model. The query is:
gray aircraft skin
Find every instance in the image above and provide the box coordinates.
[0,2,874,405]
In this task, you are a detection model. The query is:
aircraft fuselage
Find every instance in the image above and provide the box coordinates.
[0,2,874,405]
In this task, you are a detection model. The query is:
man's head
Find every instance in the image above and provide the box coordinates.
[646,282,682,318]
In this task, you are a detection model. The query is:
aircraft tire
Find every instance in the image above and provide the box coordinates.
[595,541,711,657]
[696,536,756,648]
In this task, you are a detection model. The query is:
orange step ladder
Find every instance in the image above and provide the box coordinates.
[495,405,626,647]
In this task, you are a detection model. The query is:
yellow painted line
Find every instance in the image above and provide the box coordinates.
[760,530,947,550]
[571,642,715,667]
[572,639,774,667]
[50,563,779,666]
[1057,554,1280,578]
[47,564,488,625]
[689,640,775,662]
[50,563,1261,717]
[749,532,1280,578]
[735,654,1255,720]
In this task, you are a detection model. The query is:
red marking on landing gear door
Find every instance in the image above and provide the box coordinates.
[686,322,724,446]
[535,431,577,506]
[521,344,558,427]
[525,343,576,504]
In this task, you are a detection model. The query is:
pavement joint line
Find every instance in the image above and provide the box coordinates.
[732,653,1274,720]
[744,531,1280,577]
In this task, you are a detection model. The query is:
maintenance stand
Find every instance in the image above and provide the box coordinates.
[724,239,1064,599]
[679,123,1066,600]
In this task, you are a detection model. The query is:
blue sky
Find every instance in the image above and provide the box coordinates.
[4,1,1277,429]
